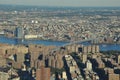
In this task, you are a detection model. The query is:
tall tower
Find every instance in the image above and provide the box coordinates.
[15,27,23,39]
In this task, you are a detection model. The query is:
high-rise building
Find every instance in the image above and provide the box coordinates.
[51,59,56,68]
[91,45,96,53]
[15,27,24,39]
[82,46,87,53]
[107,68,120,80]
[55,60,63,69]
[71,44,76,52]
[87,45,92,53]
[95,45,99,53]
[62,71,67,79]
[117,55,120,64]
[16,53,25,63]
[35,60,45,69]
[86,60,92,71]
[0,57,6,67]
[12,53,25,69]
[82,54,87,63]
[36,67,50,80]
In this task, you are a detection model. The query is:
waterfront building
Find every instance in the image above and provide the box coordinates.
[15,27,24,39]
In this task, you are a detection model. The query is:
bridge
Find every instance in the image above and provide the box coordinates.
[48,38,96,53]
[62,38,94,47]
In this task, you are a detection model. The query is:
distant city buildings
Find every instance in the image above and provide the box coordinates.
[0,7,120,43]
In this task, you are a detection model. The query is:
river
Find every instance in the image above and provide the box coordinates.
[0,36,120,51]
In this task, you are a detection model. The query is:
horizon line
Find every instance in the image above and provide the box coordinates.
[0,4,120,8]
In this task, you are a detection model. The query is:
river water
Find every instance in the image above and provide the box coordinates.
[0,36,120,51]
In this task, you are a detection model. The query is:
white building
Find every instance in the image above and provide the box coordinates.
[86,60,92,71]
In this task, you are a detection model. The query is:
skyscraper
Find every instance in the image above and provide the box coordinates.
[36,67,50,80]
[15,27,24,39]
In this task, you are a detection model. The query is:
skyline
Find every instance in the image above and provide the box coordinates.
[0,0,120,7]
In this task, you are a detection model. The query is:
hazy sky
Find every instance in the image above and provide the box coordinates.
[0,0,120,7]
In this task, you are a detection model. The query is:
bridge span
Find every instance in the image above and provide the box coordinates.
[49,38,96,53]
